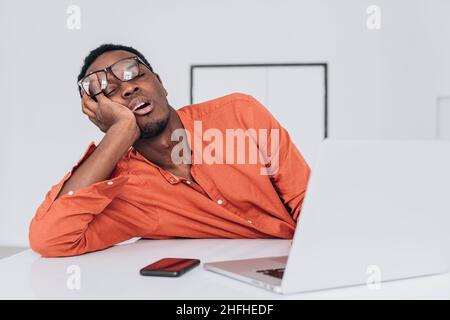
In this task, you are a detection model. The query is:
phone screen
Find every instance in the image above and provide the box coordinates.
[140,258,200,277]
[143,258,198,272]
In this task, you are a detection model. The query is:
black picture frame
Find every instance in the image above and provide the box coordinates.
[189,63,329,138]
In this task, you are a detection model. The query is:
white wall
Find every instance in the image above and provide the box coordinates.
[1,0,449,247]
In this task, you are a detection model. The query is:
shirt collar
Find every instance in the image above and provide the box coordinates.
[125,108,193,185]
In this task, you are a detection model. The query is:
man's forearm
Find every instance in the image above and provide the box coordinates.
[56,120,139,199]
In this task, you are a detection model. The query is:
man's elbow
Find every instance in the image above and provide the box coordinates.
[29,238,88,258]
[29,237,60,258]
[29,234,77,258]
[29,221,86,258]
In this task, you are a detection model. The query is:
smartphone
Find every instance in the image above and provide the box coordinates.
[139,258,201,277]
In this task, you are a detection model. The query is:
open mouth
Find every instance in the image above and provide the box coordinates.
[131,99,154,116]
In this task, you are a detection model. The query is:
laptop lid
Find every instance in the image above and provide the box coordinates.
[282,139,450,294]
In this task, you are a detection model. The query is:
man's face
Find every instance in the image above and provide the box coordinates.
[84,50,171,139]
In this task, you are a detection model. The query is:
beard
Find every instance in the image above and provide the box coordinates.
[139,117,170,139]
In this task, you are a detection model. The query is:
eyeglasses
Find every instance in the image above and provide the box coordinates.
[78,56,151,98]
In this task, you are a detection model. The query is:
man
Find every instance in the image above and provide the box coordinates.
[29,44,311,257]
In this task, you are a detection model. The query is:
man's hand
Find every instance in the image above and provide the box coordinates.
[57,75,143,199]
[81,74,140,139]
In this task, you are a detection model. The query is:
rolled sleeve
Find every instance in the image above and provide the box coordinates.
[29,142,131,257]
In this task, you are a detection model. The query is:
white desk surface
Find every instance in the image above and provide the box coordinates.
[1,239,449,299]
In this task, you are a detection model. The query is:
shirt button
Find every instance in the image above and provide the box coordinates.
[107,181,114,185]
[186,180,191,185]
[68,190,74,196]
[247,220,253,224]
[217,199,223,205]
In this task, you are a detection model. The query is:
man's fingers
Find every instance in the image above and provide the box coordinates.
[87,117,105,132]
[81,97,98,115]
[88,117,107,133]
[91,73,108,103]
[81,73,108,103]
[88,73,102,93]
[87,116,98,126]
[81,102,97,119]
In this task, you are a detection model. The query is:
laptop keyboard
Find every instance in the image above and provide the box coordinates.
[256,267,285,279]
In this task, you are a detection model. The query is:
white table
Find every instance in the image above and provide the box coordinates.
[1,239,449,299]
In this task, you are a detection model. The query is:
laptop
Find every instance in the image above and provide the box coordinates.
[204,139,450,294]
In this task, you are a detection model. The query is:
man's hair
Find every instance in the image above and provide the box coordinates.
[77,43,154,83]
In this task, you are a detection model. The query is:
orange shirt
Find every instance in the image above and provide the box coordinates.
[29,93,311,257]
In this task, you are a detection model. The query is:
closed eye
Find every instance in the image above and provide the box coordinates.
[104,72,145,96]
[105,88,117,97]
